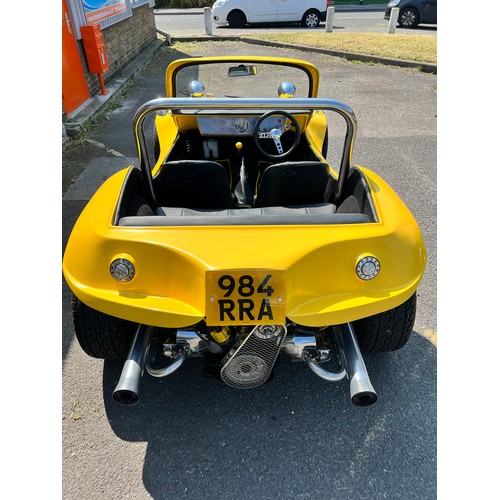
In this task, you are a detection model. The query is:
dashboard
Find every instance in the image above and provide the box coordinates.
[195,112,309,136]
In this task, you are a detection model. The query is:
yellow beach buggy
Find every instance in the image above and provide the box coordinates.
[63,56,426,406]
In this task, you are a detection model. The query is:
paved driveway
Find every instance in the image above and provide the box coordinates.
[62,40,436,499]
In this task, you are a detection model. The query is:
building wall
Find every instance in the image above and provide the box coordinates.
[79,4,157,97]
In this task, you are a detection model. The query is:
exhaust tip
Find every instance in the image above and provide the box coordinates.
[112,389,139,406]
[352,391,378,407]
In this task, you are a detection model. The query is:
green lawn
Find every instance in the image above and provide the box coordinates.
[246,33,437,64]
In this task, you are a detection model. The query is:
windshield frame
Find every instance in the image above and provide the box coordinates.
[165,56,320,98]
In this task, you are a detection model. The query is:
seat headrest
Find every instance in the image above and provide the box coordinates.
[157,160,236,209]
[254,161,330,208]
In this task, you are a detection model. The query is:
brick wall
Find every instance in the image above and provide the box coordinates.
[80,4,157,97]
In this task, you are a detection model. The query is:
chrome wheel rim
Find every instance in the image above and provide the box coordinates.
[401,11,416,27]
[305,14,318,27]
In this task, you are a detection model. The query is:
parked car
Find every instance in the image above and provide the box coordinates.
[212,0,328,28]
[384,0,437,29]
[63,56,427,407]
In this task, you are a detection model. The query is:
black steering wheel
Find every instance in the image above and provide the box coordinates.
[254,110,301,160]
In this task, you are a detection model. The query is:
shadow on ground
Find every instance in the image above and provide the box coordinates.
[102,332,436,499]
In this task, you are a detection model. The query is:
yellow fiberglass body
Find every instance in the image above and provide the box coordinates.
[63,164,425,329]
[63,56,426,405]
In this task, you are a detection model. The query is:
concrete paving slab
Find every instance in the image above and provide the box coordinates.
[63,157,138,201]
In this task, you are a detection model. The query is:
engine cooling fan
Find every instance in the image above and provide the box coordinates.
[220,325,287,389]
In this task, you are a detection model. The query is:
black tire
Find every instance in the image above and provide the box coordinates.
[398,7,419,28]
[227,10,247,29]
[302,9,320,28]
[72,295,137,360]
[352,293,417,352]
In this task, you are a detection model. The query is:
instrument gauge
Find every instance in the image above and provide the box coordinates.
[234,118,249,134]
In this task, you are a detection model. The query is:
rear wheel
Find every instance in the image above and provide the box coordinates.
[72,295,137,360]
[227,10,247,28]
[302,9,320,28]
[352,293,417,352]
[398,7,419,28]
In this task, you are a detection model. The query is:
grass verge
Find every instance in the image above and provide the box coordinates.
[245,33,437,64]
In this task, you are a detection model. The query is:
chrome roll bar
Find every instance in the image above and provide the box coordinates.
[132,97,357,206]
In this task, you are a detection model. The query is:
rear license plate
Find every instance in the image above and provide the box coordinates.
[206,269,286,326]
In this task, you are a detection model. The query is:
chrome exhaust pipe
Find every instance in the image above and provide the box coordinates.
[113,324,153,406]
[305,357,346,382]
[146,350,187,378]
[335,323,377,406]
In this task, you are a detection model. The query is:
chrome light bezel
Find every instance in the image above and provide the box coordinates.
[110,258,135,282]
[356,256,380,281]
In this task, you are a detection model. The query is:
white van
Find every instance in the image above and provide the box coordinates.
[212,0,328,29]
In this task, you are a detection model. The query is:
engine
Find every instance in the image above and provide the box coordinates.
[112,322,378,407]
[220,325,287,389]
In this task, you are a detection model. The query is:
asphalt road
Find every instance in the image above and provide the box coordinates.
[62,40,436,499]
[154,10,438,37]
